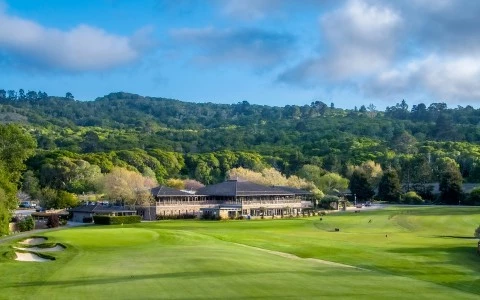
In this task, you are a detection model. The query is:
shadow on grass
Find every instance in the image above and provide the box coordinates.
[433,235,478,239]
[382,245,480,295]
[12,270,344,288]
[387,245,480,272]
[398,207,480,216]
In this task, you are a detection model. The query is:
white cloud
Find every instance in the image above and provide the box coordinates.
[369,54,480,101]
[0,7,153,72]
[278,0,402,84]
[321,0,402,78]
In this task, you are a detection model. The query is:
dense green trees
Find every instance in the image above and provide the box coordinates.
[349,170,375,201]
[0,125,36,235]
[3,88,480,212]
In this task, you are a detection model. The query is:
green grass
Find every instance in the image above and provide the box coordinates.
[1,206,479,299]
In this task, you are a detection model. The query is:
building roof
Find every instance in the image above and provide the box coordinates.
[196,179,295,197]
[151,186,195,197]
[70,205,135,213]
[271,186,312,195]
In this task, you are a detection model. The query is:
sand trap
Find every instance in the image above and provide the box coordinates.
[15,252,52,262]
[19,237,47,245]
[14,245,65,252]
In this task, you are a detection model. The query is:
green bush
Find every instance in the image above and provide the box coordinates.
[466,187,480,206]
[83,217,93,223]
[403,191,424,205]
[319,196,340,209]
[156,214,196,220]
[93,215,141,225]
[18,216,35,232]
[475,225,480,238]
[200,213,221,221]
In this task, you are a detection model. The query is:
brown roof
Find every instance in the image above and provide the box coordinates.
[196,179,295,197]
[151,186,195,197]
[271,186,312,195]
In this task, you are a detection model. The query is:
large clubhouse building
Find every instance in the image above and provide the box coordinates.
[150,179,314,219]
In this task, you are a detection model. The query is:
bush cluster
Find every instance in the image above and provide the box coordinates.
[93,215,141,225]
[403,191,424,204]
[18,216,34,232]
[46,214,60,228]
[319,196,340,209]
[200,214,221,221]
[475,225,480,239]
[156,214,196,220]
[82,217,93,223]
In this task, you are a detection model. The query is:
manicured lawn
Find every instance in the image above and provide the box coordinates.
[1,206,479,299]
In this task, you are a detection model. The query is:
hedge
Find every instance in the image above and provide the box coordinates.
[93,215,141,225]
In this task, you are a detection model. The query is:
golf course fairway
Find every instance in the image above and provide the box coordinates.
[1,206,479,299]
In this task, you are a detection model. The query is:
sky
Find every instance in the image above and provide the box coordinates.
[1,0,480,109]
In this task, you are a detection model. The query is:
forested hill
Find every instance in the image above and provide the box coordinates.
[2,89,480,201]
[2,91,480,136]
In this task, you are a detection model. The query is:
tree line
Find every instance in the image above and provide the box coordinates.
[2,89,480,234]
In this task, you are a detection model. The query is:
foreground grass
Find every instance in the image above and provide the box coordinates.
[1,206,479,299]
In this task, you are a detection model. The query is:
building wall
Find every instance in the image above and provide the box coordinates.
[156,204,218,216]
[72,212,93,223]
[154,196,310,218]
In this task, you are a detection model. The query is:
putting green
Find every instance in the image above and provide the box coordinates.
[1,206,479,299]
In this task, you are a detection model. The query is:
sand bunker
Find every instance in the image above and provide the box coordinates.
[19,237,47,245]
[14,245,65,252]
[15,252,52,262]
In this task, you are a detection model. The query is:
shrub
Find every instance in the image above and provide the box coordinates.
[200,213,221,221]
[319,196,340,209]
[475,225,480,239]
[46,214,60,228]
[466,187,480,206]
[18,216,34,232]
[403,191,424,205]
[156,214,196,220]
[82,217,93,223]
[93,215,141,225]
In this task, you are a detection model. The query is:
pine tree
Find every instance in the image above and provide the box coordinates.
[378,169,402,203]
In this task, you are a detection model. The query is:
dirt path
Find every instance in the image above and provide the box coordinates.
[233,242,368,270]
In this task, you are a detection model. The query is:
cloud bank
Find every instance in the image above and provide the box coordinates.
[275,0,480,103]
[0,7,153,72]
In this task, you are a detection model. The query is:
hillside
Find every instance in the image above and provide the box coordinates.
[1,90,480,206]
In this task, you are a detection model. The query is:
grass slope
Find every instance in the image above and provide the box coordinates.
[1,206,479,299]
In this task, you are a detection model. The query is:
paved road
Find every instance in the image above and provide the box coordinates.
[14,209,36,216]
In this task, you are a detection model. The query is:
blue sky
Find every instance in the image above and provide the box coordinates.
[1,0,480,109]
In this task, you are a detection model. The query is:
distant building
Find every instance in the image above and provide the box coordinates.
[70,205,136,223]
[152,179,313,219]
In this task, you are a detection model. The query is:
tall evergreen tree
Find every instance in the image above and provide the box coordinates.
[378,169,402,203]
[349,170,374,201]
[439,166,463,205]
